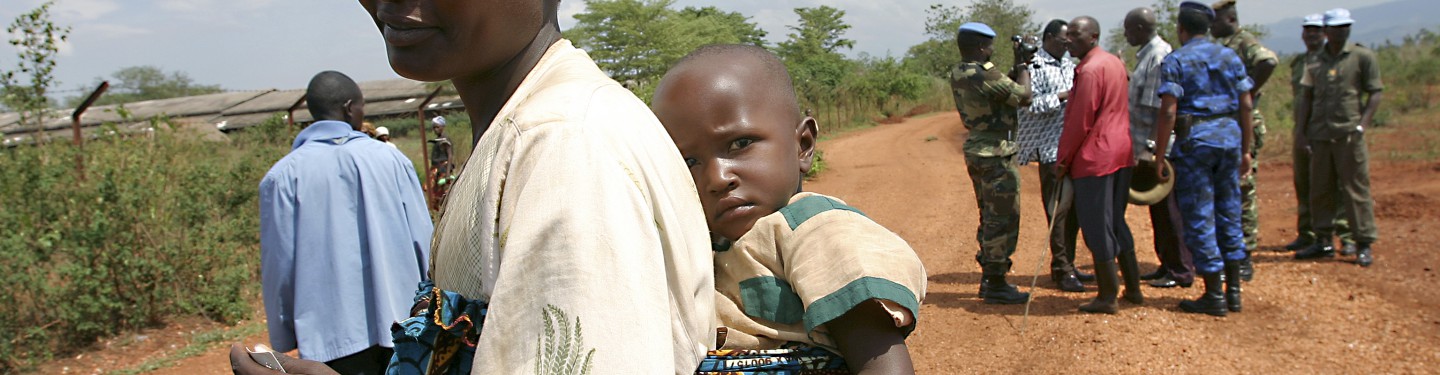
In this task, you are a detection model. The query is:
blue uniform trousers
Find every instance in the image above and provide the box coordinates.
[1171,142,1247,274]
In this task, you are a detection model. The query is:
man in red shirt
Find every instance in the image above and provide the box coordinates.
[1056,16,1142,315]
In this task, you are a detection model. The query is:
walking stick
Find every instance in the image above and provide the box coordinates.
[1021,174,1072,334]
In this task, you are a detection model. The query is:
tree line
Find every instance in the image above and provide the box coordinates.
[566,0,1049,133]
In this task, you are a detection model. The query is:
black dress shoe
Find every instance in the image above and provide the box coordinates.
[1355,244,1374,267]
[1074,270,1095,283]
[1283,236,1312,251]
[1052,272,1086,293]
[1294,243,1335,260]
[1139,269,1167,281]
[1147,274,1192,288]
[1339,242,1358,256]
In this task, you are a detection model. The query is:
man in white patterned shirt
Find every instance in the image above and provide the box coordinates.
[1126,7,1196,289]
[1016,19,1087,293]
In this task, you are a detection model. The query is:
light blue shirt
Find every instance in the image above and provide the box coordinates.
[259,120,432,362]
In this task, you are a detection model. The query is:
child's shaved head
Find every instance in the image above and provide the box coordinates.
[652,44,818,242]
[666,44,802,117]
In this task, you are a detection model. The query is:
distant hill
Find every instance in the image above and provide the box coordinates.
[1261,0,1440,54]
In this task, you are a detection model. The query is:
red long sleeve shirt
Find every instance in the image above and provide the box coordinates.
[1057,47,1135,178]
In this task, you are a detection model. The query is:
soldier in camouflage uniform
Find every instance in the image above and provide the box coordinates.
[1212,0,1277,281]
[949,22,1034,305]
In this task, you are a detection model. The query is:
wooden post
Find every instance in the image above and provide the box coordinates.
[418,87,442,201]
[70,81,109,180]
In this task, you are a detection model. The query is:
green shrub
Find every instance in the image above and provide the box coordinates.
[0,115,291,371]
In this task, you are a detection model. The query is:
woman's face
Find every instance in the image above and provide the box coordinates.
[358,0,545,82]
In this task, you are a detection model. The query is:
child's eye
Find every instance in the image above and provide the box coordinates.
[729,138,754,151]
[684,157,698,168]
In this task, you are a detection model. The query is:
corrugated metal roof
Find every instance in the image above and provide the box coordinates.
[0,79,463,142]
[220,89,306,116]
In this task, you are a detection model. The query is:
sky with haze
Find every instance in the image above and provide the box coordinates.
[0,0,1406,97]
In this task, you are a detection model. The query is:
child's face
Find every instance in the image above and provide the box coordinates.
[653,68,815,242]
[358,0,544,82]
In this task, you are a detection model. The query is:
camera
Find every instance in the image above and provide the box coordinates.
[1012,35,1040,56]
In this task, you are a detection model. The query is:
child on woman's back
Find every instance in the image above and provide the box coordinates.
[652,44,928,374]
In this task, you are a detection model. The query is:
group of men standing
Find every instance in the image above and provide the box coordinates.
[950,0,1382,317]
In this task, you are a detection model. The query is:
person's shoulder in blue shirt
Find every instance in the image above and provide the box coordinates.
[258,71,433,365]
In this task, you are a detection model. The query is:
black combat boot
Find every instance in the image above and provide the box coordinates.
[1294,238,1335,260]
[1179,272,1228,317]
[1116,250,1144,305]
[1224,261,1243,312]
[1355,242,1374,267]
[1079,259,1119,314]
[1282,235,1312,251]
[1238,254,1254,282]
[979,275,1030,305]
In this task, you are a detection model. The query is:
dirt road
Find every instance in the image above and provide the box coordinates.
[805,111,1440,373]
[34,111,1440,374]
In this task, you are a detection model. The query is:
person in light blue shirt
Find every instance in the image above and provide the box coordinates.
[259,71,432,374]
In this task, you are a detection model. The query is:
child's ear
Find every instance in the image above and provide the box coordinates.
[797,116,819,174]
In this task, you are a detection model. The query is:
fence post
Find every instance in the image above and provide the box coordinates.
[418,87,442,201]
[70,81,110,181]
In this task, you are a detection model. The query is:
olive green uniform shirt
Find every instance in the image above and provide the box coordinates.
[1289,51,1315,94]
[1299,43,1385,140]
[950,61,1026,157]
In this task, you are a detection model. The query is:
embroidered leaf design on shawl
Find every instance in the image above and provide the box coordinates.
[534,305,595,375]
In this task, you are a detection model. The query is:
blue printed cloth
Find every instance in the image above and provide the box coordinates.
[387,280,489,375]
[1157,37,1254,150]
[696,344,849,375]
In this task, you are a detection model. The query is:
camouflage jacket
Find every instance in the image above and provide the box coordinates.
[1217,30,1277,95]
[950,61,1025,157]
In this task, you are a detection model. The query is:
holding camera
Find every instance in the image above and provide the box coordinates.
[1013,34,1042,65]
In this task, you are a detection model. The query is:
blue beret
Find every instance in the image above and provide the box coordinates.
[1179,1,1215,20]
[958,22,996,38]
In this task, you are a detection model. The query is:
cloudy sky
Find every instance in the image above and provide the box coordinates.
[0,0,1403,97]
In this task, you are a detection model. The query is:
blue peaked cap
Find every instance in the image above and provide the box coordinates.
[1179,1,1215,20]
[958,22,996,38]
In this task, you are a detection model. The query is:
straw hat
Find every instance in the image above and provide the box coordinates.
[1129,157,1175,206]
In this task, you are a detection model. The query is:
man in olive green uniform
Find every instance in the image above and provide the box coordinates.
[1286,13,1354,253]
[1294,8,1381,267]
[1212,0,1277,281]
[950,22,1034,304]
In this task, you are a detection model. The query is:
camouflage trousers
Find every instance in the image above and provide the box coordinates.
[1169,142,1249,274]
[964,153,1021,277]
[1173,142,1247,275]
[1240,109,1264,253]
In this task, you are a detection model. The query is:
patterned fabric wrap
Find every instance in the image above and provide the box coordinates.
[696,344,849,375]
[387,280,489,375]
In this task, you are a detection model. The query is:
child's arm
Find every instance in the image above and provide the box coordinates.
[826,299,915,374]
